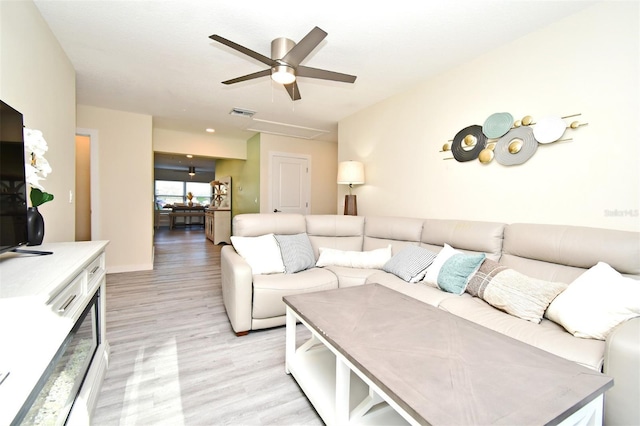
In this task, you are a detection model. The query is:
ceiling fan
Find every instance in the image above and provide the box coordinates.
[209,26,357,101]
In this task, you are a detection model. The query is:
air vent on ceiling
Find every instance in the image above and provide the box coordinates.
[229,107,256,118]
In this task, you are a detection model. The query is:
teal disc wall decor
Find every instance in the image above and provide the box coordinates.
[482,112,514,138]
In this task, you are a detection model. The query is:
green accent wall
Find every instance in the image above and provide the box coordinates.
[215,133,260,218]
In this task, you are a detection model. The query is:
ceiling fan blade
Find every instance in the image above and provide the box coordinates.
[283,81,302,101]
[210,34,275,67]
[222,69,271,85]
[296,65,357,83]
[282,26,327,66]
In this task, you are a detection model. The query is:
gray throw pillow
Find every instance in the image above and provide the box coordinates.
[383,245,437,282]
[274,233,316,274]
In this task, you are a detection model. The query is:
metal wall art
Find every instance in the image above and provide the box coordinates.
[441,112,587,165]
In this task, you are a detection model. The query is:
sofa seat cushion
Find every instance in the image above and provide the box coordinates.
[252,268,338,319]
[439,296,605,371]
[367,272,463,308]
[324,266,379,288]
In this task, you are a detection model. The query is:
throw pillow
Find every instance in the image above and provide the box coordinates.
[466,258,509,297]
[316,245,392,269]
[230,234,285,275]
[274,233,316,274]
[423,244,462,285]
[383,245,438,283]
[437,253,486,295]
[477,268,567,323]
[546,262,640,340]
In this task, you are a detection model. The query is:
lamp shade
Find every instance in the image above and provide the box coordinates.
[188,166,196,176]
[337,161,365,185]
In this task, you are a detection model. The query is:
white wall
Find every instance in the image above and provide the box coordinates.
[259,133,338,214]
[0,0,76,243]
[339,2,639,232]
[153,128,246,160]
[77,105,154,272]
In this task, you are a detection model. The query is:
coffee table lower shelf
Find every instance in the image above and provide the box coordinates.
[285,308,412,425]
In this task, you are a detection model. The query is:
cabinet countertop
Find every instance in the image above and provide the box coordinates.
[0,241,109,425]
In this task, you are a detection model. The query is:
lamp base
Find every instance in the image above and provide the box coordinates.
[344,195,358,216]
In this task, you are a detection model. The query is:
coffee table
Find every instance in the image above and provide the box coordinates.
[284,284,613,425]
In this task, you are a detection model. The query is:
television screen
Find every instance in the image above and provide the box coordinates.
[0,100,28,254]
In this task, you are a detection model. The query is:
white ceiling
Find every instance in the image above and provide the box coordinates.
[34,0,596,145]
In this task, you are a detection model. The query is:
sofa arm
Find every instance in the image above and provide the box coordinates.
[603,316,640,425]
[221,245,254,335]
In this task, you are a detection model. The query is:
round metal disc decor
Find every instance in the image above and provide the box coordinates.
[494,126,538,166]
[482,112,514,138]
[533,116,566,144]
[451,125,487,162]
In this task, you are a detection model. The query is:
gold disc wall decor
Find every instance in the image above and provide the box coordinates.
[451,125,487,162]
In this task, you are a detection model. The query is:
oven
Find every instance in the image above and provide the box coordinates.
[13,288,101,425]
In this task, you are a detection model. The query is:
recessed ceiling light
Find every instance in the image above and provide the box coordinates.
[186,154,193,158]
[206,128,215,133]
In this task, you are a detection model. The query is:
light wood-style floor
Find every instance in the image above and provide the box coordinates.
[92,228,321,425]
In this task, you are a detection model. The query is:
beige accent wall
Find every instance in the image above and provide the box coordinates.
[0,0,76,243]
[153,127,247,160]
[339,2,639,232]
[77,105,154,272]
[259,133,338,214]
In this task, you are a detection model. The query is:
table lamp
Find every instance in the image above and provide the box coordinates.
[337,161,365,215]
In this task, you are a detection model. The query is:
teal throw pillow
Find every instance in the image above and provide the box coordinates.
[438,253,486,295]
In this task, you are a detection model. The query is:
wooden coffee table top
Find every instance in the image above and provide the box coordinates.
[284,284,613,425]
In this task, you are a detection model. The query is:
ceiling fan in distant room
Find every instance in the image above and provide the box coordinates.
[209,26,357,101]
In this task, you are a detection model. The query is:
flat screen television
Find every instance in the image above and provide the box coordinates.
[0,100,29,254]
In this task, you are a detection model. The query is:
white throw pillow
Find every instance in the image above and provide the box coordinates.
[315,245,392,269]
[230,234,285,275]
[546,262,640,340]
[423,244,461,285]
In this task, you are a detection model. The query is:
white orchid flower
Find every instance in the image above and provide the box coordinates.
[23,128,52,191]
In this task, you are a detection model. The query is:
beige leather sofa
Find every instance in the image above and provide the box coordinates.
[221,213,639,425]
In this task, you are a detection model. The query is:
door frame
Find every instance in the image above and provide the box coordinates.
[268,151,311,214]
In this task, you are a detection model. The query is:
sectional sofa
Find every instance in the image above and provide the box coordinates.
[220,213,639,425]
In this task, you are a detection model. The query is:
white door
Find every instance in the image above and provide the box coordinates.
[270,153,310,214]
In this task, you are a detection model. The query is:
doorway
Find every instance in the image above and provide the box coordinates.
[75,135,91,241]
[75,128,100,242]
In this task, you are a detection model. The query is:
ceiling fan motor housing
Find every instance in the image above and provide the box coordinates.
[271,38,296,84]
[271,37,295,61]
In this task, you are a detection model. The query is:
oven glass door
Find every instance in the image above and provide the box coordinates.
[17,290,99,425]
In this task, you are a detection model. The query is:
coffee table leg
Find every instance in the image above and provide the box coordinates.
[285,307,296,374]
[335,359,351,424]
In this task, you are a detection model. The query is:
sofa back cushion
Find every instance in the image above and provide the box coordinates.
[421,219,506,260]
[305,215,365,258]
[363,216,424,253]
[501,223,640,283]
[233,213,306,237]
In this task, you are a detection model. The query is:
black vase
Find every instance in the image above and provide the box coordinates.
[27,206,45,246]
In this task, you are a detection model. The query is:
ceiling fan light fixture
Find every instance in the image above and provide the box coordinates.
[271,65,296,85]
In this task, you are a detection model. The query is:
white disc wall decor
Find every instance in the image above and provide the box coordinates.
[533,116,567,144]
